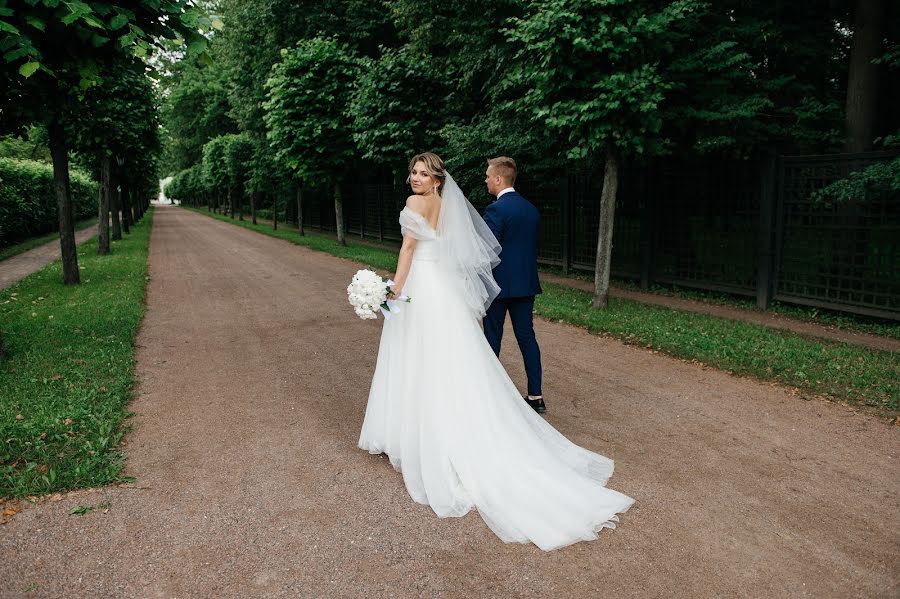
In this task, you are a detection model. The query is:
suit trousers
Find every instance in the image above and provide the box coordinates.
[483,296,542,397]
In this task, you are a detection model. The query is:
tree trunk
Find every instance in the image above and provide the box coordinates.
[251,191,258,225]
[296,187,304,236]
[47,119,80,285]
[334,183,346,246]
[273,195,278,231]
[845,0,886,153]
[120,176,131,234]
[136,192,144,221]
[98,156,111,255]
[228,188,235,218]
[592,145,620,309]
[237,189,244,221]
[110,167,122,241]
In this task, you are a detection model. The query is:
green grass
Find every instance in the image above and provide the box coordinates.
[189,206,899,414]
[0,210,152,498]
[0,218,98,262]
[536,284,898,412]
[540,267,900,341]
[641,282,900,341]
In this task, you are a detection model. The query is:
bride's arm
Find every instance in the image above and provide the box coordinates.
[390,233,417,297]
[391,195,423,296]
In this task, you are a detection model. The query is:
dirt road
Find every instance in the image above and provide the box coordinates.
[2,206,897,598]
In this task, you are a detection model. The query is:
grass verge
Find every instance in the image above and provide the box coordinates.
[0,210,152,498]
[0,218,98,262]
[539,266,900,341]
[641,283,900,341]
[188,207,899,414]
[536,283,898,412]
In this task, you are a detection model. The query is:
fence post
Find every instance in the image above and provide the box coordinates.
[756,151,778,309]
[378,185,384,242]
[639,166,654,290]
[561,176,571,274]
[360,184,366,238]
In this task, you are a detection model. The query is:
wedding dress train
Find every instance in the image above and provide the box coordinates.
[358,206,633,551]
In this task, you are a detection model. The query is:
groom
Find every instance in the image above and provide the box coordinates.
[482,157,545,414]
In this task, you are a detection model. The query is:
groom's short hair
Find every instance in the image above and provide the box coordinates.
[488,156,517,185]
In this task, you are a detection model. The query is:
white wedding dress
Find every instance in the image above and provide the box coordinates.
[358,194,633,552]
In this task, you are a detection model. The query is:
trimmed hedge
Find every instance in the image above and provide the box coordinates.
[0,158,97,249]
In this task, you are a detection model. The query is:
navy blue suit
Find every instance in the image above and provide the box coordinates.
[482,190,543,397]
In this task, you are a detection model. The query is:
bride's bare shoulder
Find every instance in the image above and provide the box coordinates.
[405,194,426,216]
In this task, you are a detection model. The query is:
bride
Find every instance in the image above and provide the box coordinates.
[358,152,633,551]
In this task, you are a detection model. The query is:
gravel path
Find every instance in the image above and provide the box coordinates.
[2,206,897,598]
[0,226,98,292]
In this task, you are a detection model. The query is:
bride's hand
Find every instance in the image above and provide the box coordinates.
[388,285,401,298]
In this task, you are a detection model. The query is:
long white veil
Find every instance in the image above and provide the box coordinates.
[437,172,502,318]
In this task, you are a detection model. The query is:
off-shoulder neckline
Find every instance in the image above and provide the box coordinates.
[401,206,438,233]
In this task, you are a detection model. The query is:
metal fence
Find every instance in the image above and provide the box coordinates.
[774,152,899,319]
[294,151,899,320]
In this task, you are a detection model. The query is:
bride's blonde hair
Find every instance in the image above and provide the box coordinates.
[407,152,446,195]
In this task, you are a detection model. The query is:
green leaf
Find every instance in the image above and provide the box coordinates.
[4,47,30,62]
[109,14,128,31]
[187,38,208,56]
[69,505,93,515]
[19,61,40,77]
[25,16,46,31]
[197,51,214,67]
[82,15,104,29]
[0,20,20,34]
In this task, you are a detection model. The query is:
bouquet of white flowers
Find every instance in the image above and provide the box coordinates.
[347,268,411,320]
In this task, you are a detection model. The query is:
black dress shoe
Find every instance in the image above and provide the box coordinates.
[524,396,546,414]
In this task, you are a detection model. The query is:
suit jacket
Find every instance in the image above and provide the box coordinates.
[483,190,542,298]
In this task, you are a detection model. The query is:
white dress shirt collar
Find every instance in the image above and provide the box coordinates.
[497,187,516,198]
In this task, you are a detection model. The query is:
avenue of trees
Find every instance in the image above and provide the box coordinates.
[159,0,898,308]
[1,1,219,281]
[3,2,897,309]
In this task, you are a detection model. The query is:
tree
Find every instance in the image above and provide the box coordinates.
[244,134,283,227]
[506,0,771,308]
[845,0,887,152]
[201,136,230,216]
[165,164,207,207]
[506,1,688,307]
[160,63,237,175]
[1,1,214,283]
[265,37,360,245]
[350,46,445,174]
[223,133,254,221]
[75,59,158,252]
[386,0,550,192]
[220,0,393,126]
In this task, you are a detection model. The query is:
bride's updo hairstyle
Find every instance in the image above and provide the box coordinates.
[407,152,447,195]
